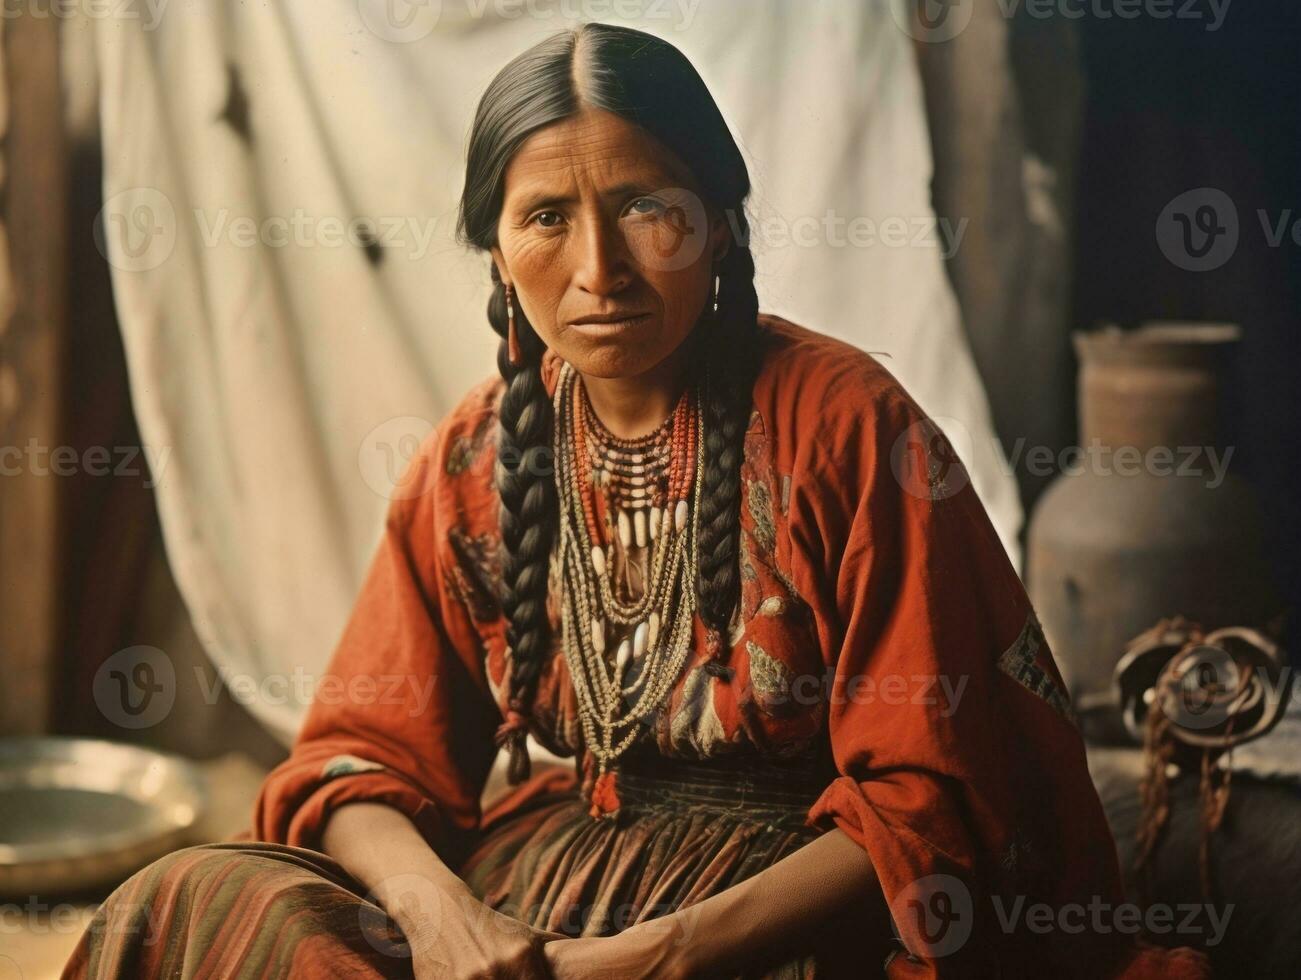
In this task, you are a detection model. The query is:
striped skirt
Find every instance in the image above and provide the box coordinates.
[61,754,893,978]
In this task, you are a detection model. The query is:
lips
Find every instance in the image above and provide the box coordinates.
[569,312,652,330]
[570,312,652,326]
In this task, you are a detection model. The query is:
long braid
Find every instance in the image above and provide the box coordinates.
[695,226,761,676]
[488,265,555,783]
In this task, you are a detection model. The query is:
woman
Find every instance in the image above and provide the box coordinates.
[66,23,1212,980]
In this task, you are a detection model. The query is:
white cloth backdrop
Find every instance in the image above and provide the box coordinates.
[91,0,1022,743]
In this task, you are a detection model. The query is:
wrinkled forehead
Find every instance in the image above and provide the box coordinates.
[500,108,701,211]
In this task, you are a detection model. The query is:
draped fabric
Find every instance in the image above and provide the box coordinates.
[89,0,1022,742]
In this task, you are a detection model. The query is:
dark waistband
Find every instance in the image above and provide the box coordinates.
[614,751,832,822]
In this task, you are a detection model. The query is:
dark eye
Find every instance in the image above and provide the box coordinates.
[628,197,665,216]
[533,210,563,228]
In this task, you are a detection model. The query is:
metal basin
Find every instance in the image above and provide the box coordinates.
[0,736,206,897]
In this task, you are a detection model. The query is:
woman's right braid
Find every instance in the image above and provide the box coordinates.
[488,268,555,784]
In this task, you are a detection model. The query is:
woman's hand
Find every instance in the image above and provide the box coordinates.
[322,803,566,978]
[542,917,696,980]
[392,879,566,980]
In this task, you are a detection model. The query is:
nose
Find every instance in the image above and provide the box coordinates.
[572,209,633,296]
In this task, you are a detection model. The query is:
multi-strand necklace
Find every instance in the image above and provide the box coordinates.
[553,361,704,816]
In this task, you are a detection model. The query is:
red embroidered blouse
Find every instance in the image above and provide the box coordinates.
[252,314,1209,978]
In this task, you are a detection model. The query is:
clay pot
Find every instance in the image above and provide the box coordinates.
[1027,323,1280,743]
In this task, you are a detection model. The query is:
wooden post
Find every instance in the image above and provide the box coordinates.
[0,7,67,734]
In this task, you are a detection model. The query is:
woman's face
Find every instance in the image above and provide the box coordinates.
[490,107,731,380]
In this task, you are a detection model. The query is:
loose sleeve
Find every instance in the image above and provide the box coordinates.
[798,375,1210,978]
[252,426,501,866]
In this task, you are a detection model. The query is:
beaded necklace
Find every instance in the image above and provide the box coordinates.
[553,362,704,815]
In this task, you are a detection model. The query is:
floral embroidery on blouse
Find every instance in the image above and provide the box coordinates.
[996,610,1076,725]
[445,411,495,475]
[445,526,502,623]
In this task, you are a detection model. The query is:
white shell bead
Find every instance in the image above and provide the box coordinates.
[591,546,607,577]
[649,507,661,541]
[674,499,688,532]
[591,618,606,655]
[648,612,660,648]
[633,621,649,658]
[633,509,647,548]
[616,639,632,677]
[617,510,632,548]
